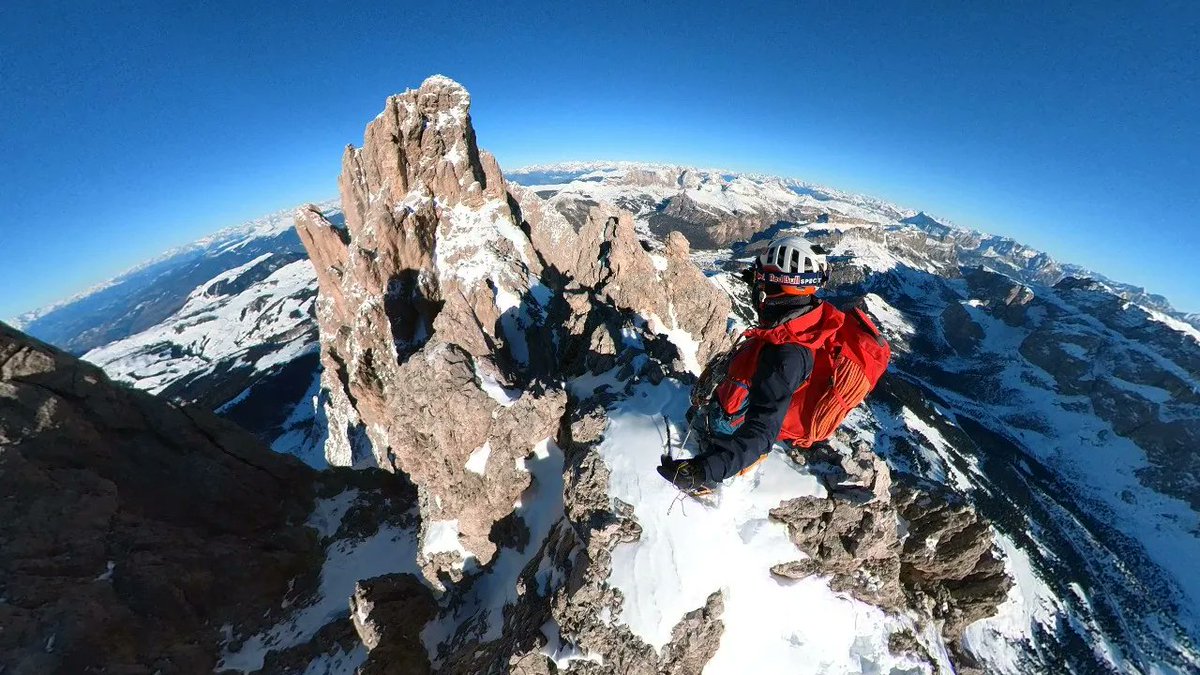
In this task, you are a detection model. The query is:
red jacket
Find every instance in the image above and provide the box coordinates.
[716,301,846,444]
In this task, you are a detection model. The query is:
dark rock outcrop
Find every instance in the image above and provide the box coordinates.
[940,301,984,354]
[351,573,438,674]
[771,441,1012,671]
[0,321,321,674]
[962,266,1034,326]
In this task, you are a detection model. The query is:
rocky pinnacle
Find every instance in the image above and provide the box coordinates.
[294,76,732,577]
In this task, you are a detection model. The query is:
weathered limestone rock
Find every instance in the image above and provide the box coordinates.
[296,77,732,575]
[657,592,726,673]
[660,231,735,370]
[769,442,1011,668]
[295,77,567,570]
[0,322,320,673]
[892,483,1011,655]
[554,205,734,376]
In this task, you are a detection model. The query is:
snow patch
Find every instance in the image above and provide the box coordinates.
[648,313,703,375]
[962,532,1061,673]
[465,442,492,475]
[307,489,360,539]
[863,292,915,337]
[475,361,522,407]
[300,646,367,675]
[423,520,474,565]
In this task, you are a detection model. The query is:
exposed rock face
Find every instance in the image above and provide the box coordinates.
[962,267,1034,325]
[892,481,1011,668]
[940,300,984,355]
[770,440,1012,670]
[350,573,438,674]
[547,205,733,375]
[296,77,565,569]
[0,322,320,673]
[296,77,731,575]
[1016,280,1200,511]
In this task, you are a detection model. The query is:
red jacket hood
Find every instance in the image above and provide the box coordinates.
[745,301,844,349]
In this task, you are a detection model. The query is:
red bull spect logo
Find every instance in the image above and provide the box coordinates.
[755,270,825,287]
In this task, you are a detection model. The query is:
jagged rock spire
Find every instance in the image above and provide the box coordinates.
[296,76,562,572]
[294,76,733,580]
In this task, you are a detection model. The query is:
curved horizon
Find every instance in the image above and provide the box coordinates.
[11,157,1193,326]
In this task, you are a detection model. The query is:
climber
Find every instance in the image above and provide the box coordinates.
[657,236,891,498]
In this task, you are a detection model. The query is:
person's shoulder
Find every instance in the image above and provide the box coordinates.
[763,342,813,384]
[765,341,814,363]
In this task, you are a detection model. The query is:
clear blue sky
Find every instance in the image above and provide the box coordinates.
[2,1,1198,319]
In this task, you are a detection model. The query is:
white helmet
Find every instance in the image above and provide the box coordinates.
[755,236,829,295]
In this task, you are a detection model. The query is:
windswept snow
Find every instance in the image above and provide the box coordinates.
[961,533,1063,674]
[599,380,934,674]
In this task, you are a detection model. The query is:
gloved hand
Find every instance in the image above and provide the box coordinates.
[657,456,717,496]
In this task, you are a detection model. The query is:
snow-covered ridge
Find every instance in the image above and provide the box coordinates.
[512,160,737,177]
[17,200,341,358]
[509,160,918,219]
[82,256,317,395]
[11,277,122,329]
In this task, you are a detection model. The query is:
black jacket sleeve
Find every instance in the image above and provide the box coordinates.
[697,342,813,482]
